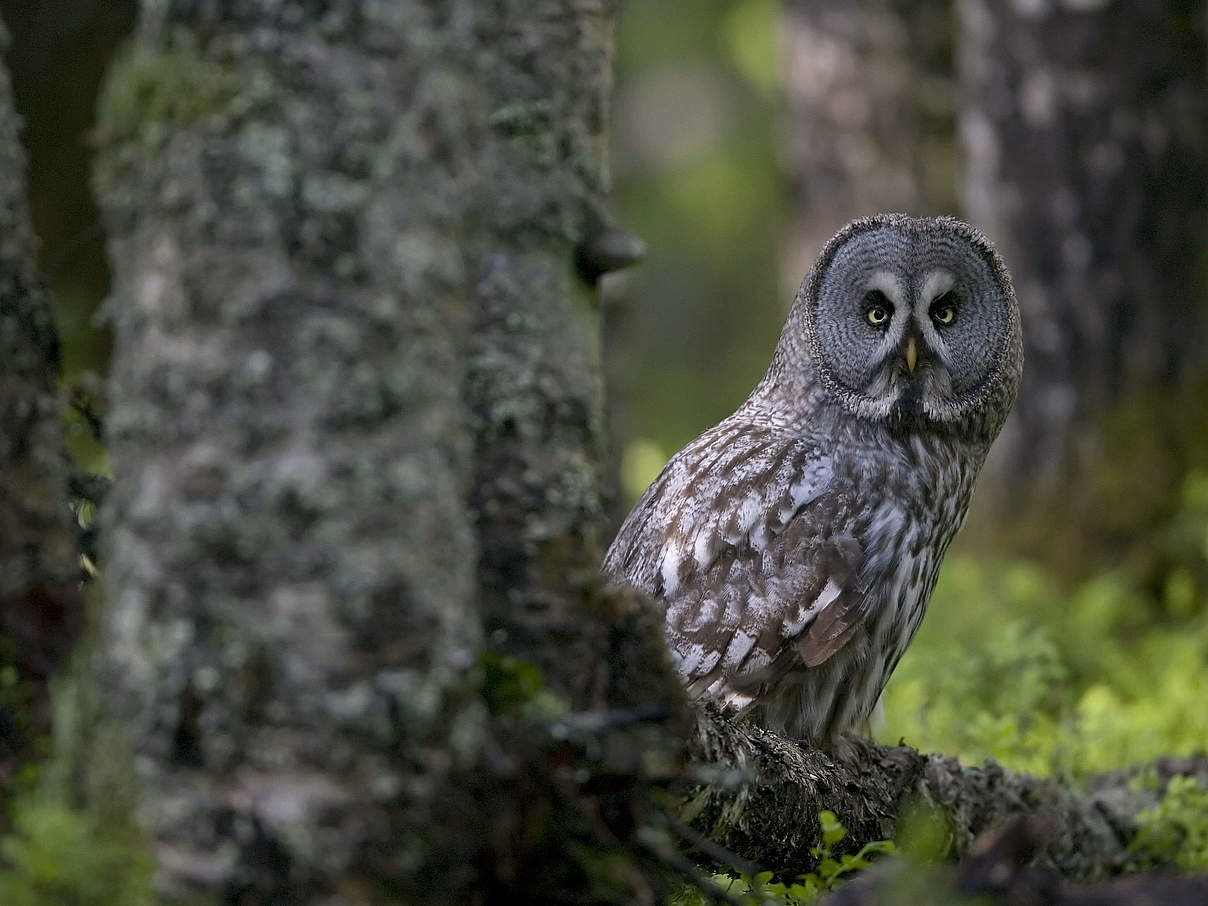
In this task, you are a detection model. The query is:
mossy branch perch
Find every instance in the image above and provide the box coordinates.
[686,703,1208,881]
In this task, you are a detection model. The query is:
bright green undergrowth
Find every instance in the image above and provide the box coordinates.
[880,470,1208,777]
[1129,773,1208,871]
[669,811,896,906]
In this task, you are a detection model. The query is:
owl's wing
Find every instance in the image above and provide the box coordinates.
[603,423,868,709]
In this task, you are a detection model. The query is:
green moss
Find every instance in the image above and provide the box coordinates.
[480,651,570,720]
[1130,774,1208,870]
[95,36,240,152]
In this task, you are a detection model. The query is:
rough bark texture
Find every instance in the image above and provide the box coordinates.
[689,706,1205,882]
[460,0,653,710]
[0,12,81,780]
[822,813,1208,905]
[95,5,483,902]
[94,2,678,904]
[783,0,955,267]
[959,0,1208,489]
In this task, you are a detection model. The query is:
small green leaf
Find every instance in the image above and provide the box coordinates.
[819,809,847,846]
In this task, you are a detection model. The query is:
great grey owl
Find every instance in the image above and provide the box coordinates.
[603,214,1022,745]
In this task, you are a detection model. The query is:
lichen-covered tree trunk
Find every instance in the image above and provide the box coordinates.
[95,5,482,903]
[783,0,955,265]
[0,13,80,785]
[94,2,675,903]
[958,0,1208,493]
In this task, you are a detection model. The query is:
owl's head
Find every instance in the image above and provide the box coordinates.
[779,214,1022,431]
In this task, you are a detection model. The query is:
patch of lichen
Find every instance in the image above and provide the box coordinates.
[92,32,242,208]
[94,34,240,153]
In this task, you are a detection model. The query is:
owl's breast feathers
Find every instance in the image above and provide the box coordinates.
[602,417,878,712]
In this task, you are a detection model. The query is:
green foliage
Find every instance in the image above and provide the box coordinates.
[670,811,895,905]
[612,2,789,472]
[1130,774,1208,871]
[0,798,153,906]
[0,670,153,906]
[882,470,1208,778]
[721,0,784,97]
[479,651,570,720]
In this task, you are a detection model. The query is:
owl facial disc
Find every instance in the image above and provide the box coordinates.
[803,215,1020,426]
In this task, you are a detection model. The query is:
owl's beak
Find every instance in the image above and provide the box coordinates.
[905,337,918,373]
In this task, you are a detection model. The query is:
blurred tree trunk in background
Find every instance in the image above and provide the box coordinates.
[783,0,1208,565]
[782,0,956,269]
[93,2,674,903]
[0,13,80,795]
[958,0,1208,516]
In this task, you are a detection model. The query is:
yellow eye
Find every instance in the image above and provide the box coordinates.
[927,292,956,323]
[927,305,956,326]
[866,305,890,326]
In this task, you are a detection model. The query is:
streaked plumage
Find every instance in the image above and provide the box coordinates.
[604,215,1022,745]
